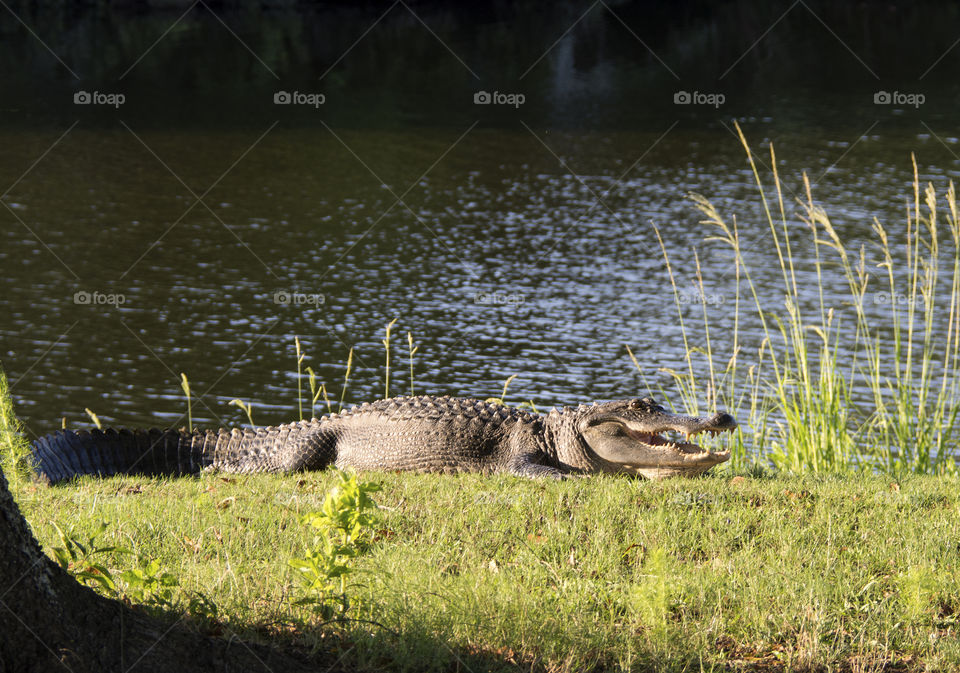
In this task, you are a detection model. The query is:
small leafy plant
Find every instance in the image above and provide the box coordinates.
[288,470,382,620]
[51,521,128,595]
[121,558,180,609]
[51,521,189,613]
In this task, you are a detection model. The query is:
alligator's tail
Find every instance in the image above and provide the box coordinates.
[30,428,211,485]
[31,421,334,485]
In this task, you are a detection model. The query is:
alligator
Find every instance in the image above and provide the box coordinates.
[30,395,737,484]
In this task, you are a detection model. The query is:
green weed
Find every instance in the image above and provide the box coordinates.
[288,470,382,621]
[50,521,126,595]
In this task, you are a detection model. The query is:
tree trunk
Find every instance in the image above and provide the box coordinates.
[0,465,321,673]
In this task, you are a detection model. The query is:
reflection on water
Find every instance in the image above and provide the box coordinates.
[2,1,960,436]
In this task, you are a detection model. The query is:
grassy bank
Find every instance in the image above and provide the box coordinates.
[10,468,960,671]
[1,388,956,671]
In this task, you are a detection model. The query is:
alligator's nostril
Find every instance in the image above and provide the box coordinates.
[712,412,736,428]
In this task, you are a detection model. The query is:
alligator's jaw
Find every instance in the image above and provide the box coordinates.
[614,427,732,479]
[579,402,737,479]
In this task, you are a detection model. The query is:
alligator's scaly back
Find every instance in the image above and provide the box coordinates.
[30,395,737,484]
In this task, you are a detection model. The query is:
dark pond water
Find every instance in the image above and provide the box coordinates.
[4,1,960,436]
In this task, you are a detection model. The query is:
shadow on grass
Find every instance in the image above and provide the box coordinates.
[137,607,563,673]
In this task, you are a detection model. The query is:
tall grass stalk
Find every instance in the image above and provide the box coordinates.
[229,399,256,428]
[652,225,700,413]
[407,332,418,396]
[180,373,192,433]
[658,122,960,475]
[305,367,330,416]
[84,408,102,429]
[497,374,518,405]
[295,336,305,421]
[382,318,397,399]
[339,348,353,413]
[485,375,519,406]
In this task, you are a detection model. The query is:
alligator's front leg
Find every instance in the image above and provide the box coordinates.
[505,453,567,479]
[501,422,567,479]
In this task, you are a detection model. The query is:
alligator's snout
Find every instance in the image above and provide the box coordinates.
[709,412,737,430]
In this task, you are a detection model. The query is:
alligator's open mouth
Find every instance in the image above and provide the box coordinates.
[608,423,736,478]
[581,403,738,479]
[625,427,733,455]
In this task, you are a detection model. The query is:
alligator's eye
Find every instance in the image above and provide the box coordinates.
[629,399,643,409]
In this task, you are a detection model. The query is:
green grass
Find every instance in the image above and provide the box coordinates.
[11,470,960,671]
